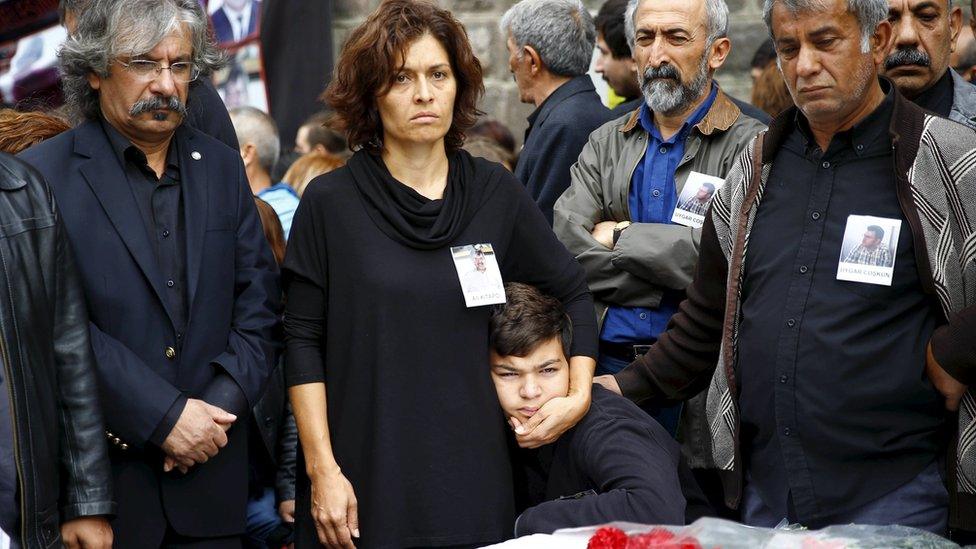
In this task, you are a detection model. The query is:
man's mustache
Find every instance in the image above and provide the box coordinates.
[129,96,188,118]
[641,64,681,87]
[884,48,931,71]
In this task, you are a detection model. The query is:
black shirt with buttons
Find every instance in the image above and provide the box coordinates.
[736,81,945,523]
[102,119,188,333]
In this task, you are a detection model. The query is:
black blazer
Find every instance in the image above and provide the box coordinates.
[514,75,613,225]
[19,120,279,541]
[211,1,262,45]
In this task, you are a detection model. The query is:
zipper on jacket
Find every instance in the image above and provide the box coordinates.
[0,335,26,545]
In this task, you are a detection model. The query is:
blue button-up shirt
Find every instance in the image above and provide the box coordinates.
[601,84,718,350]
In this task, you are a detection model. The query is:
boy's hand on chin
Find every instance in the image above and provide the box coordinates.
[512,393,586,449]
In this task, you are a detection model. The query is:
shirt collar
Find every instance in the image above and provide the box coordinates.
[794,77,895,157]
[100,118,180,180]
[638,82,718,144]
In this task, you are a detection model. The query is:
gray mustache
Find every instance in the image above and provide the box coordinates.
[641,64,681,86]
[884,48,931,71]
[129,96,188,118]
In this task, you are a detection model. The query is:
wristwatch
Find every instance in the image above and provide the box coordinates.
[612,221,631,246]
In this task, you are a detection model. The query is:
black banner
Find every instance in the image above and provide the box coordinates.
[260,0,333,150]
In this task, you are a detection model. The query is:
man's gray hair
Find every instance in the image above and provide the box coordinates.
[229,106,281,174]
[761,0,888,52]
[59,0,225,121]
[624,0,729,47]
[500,0,596,77]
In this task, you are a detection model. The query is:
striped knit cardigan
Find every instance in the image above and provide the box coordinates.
[703,92,976,527]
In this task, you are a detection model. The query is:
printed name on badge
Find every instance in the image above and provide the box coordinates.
[836,215,902,286]
[451,243,506,308]
[671,171,725,229]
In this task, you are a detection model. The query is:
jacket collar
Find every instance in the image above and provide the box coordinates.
[527,75,597,129]
[949,69,976,128]
[619,85,741,136]
[760,76,925,166]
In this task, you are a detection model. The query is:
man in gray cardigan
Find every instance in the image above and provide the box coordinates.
[553,0,764,438]
[599,0,976,538]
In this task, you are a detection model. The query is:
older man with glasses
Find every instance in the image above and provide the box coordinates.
[19,1,279,547]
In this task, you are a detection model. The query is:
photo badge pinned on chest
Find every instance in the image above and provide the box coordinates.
[451,243,506,308]
[672,171,725,229]
[836,214,901,286]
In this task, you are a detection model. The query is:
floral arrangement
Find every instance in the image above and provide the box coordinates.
[588,526,702,549]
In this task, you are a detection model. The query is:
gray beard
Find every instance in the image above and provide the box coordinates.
[641,53,711,117]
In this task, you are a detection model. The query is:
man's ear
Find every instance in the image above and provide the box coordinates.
[240,142,256,167]
[871,20,893,66]
[87,72,101,91]
[708,37,732,71]
[949,6,963,53]
[524,45,544,76]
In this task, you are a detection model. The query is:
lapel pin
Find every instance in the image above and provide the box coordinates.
[191,151,202,160]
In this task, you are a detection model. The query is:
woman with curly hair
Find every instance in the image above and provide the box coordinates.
[282,1,598,547]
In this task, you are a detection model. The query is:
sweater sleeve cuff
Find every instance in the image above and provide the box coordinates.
[149,394,187,447]
[931,320,976,386]
[613,365,654,404]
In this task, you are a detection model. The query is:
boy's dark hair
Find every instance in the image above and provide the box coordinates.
[594,0,632,59]
[490,283,572,358]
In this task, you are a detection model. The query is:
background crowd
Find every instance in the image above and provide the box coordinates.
[1,0,976,547]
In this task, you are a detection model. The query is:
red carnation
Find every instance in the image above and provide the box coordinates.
[588,527,628,549]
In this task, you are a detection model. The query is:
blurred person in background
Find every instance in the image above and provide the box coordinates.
[231,106,300,239]
[501,0,613,225]
[751,62,794,117]
[463,136,513,170]
[884,0,976,129]
[595,0,643,116]
[294,110,348,157]
[750,38,777,82]
[283,1,597,546]
[281,151,345,197]
[246,197,297,549]
[0,108,71,154]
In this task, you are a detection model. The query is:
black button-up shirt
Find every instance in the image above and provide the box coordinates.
[736,83,945,523]
[102,121,188,332]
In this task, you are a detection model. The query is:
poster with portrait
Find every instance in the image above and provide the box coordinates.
[212,42,268,111]
[207,0,262,46]
[206,0,268,112]
[451,243,506,308]
[836,214,901,286]
[672,171,725,228]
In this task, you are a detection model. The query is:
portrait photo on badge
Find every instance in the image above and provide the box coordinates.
[836,214,901,286]
[672,171,725,229]
[450,243,506,308]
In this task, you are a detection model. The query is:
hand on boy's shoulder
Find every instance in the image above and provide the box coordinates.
[593,375,622,395]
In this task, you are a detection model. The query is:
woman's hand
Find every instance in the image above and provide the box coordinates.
[513,390,589,449]
[310,467,360,548]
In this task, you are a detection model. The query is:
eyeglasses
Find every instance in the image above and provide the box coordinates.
[115,59,200,83]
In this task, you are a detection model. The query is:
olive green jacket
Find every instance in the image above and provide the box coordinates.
[553,88,767,325]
